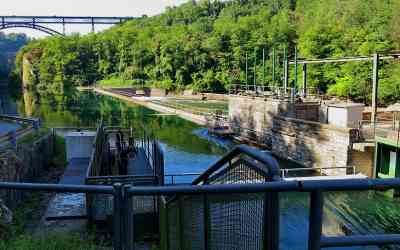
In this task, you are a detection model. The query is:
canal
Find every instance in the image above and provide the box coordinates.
[4,87,400,249]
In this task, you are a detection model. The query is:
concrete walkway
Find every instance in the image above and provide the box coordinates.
[36,158,90,233]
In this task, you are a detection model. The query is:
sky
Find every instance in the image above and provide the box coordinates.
[1,0,188,37]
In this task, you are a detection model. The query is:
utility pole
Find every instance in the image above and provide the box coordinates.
[302,64,307,98]
[272,48,276,88]
[254,48,257,92]
[371,53,379,124]
[245,52,248,91]
[294,46,298,94]
[283,47,289,94]
[262,48,266,87]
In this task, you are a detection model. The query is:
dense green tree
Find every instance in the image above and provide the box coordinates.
[13,0,400,104]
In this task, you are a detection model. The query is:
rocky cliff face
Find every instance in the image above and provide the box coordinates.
[0,198,12,238]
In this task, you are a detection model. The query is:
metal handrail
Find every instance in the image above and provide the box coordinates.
[1,178,400,249]
[192,145,281,184]
[280,166,357,178]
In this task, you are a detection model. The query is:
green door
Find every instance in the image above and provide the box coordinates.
[377,150,397,179]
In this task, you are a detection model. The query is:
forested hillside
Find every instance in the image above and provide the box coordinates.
[15,0,400,104]
[0,32,29,79]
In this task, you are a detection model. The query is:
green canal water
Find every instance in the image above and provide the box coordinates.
[5,88,400,249]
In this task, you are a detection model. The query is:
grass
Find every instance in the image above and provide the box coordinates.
[98,77,144,88]
[0,135,98,250]
[16,127,50,145]
[0,234,100,250]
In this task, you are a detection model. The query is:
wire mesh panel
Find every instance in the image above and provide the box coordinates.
[168,201,179,250]
[208,193,264,250]
[182,196,205,250]
[208,158,268,184]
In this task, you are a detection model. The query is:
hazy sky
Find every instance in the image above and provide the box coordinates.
[1,0,188,37]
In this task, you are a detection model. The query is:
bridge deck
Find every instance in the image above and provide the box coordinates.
[127,148,153,176]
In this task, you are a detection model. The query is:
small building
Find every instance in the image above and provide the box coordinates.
[327,103,365,128]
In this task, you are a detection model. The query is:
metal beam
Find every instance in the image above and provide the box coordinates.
[0,15,136,24]
[289,54,400,65]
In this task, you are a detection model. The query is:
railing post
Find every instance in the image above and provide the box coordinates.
[308,190,324,250]
[263,191,280,250]
[203,178,210,250]
[113,183,123,250]
[123,185,134,250]
[178,195,184,250]
[9,130,17,150]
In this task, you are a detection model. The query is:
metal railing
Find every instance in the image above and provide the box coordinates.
[228,84,322,100]
[0,115,41,151]
[2,177,400,249]
[85,122,165,229]
[150,99,229,120]
[358,120,400,141]
[129,178,400,250]
[280,166,357,178]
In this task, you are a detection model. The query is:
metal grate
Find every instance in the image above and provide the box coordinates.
[163,148,276,250]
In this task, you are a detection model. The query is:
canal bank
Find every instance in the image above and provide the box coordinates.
[92,87,210,126]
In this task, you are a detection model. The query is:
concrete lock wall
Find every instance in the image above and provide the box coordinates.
[65,132,96,162]
[229,96,353,175]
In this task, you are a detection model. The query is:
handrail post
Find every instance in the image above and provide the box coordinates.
[113,183,123,250]
[263,177,280,250]
[308,190,324,250]
[178,195,184,250]
[203,178,210,250]
[123,185,134,250]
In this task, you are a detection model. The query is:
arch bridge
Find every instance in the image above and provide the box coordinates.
[0,16,136,36]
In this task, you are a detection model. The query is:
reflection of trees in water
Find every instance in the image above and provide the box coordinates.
[19,89,224,155]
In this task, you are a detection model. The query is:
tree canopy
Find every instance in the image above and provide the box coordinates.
[15,0,400,104]
[0,32,29,79]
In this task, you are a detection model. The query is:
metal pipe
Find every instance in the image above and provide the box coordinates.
[126,178,400,196]
[321,235,400,247]
[0,182,114,194]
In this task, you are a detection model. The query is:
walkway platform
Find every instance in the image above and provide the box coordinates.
[128,148,153,176]
[59,158,91,185]
[37,157,90,233]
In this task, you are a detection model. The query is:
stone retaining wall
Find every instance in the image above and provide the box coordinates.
[229,96,352,175]
[0,133,55,207]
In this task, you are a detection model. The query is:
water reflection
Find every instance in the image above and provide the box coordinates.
[8,87,400,249]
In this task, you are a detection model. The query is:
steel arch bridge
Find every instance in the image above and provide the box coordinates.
[0,16,136,36]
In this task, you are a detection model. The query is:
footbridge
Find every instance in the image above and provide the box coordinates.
[0,16,136,36]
